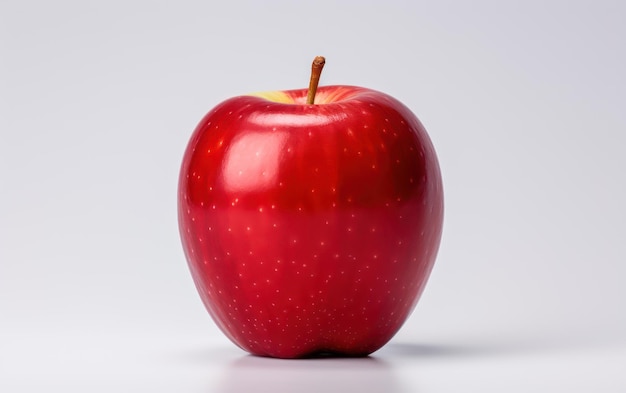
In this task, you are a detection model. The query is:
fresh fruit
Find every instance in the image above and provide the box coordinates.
[178,57,444,358]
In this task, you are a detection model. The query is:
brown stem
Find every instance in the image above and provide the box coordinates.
[306,56,326,105]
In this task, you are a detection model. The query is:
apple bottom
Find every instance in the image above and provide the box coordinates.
[187,203,440,358]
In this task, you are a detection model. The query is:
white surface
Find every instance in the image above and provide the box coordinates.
[1,0,625,391]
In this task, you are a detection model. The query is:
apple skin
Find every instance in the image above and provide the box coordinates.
[178,85,443,358]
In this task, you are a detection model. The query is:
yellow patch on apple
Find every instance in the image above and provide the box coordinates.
[248,90,294,104]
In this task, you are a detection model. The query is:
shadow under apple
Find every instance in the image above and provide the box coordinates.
[217,354,401,393]
[380,341,496,358]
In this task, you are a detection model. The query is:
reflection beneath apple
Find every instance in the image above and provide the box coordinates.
[216,355,401,393]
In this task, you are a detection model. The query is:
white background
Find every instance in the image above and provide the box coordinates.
[1,0,625,391]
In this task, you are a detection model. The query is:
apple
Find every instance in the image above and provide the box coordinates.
[178,57,443,358]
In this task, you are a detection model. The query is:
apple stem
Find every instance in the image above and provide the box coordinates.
[306,56,326,105]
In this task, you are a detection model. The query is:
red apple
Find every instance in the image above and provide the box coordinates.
[178,58,443,358]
